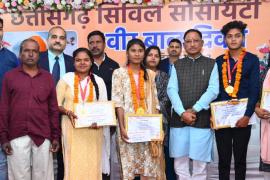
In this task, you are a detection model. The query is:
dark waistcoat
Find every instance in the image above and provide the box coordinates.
[171,56,215,128]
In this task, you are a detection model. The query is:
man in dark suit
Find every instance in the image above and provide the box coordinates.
[158,38,182,76]
[39,26,74,180]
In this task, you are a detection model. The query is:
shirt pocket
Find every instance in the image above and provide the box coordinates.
[36,86,51,103]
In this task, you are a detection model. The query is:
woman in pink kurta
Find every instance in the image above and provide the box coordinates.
[255,53,270,179]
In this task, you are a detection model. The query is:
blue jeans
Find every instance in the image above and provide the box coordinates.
[0,147,7,180]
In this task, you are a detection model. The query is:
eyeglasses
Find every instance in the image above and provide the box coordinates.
[184,39,202,44]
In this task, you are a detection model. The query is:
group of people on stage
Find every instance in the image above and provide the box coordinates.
[0,16,270,180]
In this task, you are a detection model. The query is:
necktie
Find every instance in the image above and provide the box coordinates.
[52,56,60,85]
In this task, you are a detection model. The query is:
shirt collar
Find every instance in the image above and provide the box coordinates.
[228,52,248,62]
[168,57,179,64]
[48,50,64,60]
[186,54,202,61]
[94,53,106,66]
[18,65,42,76]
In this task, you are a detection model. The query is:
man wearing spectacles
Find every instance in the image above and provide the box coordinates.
[167,29,219,180]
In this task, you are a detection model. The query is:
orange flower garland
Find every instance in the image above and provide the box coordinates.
[222,48,246,98]
[73,74,94,103]
[128,68,146,112]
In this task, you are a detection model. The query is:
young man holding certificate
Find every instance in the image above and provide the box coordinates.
[167,29,219,180]
[215,21,260,180]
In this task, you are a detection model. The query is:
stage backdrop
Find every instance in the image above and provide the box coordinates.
[1,0,270,65]
[1,1,270,179]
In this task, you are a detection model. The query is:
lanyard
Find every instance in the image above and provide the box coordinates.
[79,77,90,102]
[227,58,239,84]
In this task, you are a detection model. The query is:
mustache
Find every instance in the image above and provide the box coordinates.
[53,42,62,46]
[91,47,100,51]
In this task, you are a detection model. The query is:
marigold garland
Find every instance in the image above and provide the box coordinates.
[127,68,146,112]
[222,48,246,98]
[73,73,94,103]
[0,0,253,14]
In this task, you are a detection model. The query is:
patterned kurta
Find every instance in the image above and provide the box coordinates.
[112,67,165,180]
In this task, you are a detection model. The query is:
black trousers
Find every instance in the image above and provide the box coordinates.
[215,125,251,180]
[57,148,64,180]
[102,174,110,180]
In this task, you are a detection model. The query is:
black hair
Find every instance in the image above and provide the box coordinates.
[89,72,99,100]
[73,47,93,62]
[221,21,247,37]
[268,52,270,68]
[143,45,162,69]
[73,47,99,100]
[87,30,106,43]
[19,38,40,54]
[168,38,182,47]
[126,38,148,80]
[183,29,203,40]
[0,17,3,26]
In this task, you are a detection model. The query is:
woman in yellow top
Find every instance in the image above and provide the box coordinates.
[56,48,109,180]
[112,39,165,180]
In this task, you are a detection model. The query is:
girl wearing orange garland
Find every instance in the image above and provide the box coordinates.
[56,48,109,180]
[112,39,165,180]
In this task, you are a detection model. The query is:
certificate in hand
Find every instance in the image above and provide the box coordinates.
[125,113,163,143]
[210,98,257,129]
[261,90,270,111]
[74,101,116,128]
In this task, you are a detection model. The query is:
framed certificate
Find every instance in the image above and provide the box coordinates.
[74,101,116,128]
[125,113,163,143]
[261,90,270,111]
[210,98,257,129]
